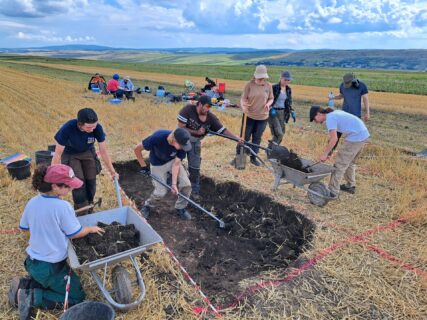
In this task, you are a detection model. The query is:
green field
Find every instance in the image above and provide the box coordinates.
[1,55,427,95]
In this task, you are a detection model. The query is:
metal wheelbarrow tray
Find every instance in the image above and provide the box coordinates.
[269,158,334,206]
[67,179,163,311]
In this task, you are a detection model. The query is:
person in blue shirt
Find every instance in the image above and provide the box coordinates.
[8,164,104,320]
[331,72,370,121]
[134,128,192,220]
[51,108,118,214]
[119,76,135,101]
[310,106,370,198]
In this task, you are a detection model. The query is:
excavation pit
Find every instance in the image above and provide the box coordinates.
[114,161,315,304]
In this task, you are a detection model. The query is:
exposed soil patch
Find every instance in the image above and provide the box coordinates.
[73,221,140,264]
[266,142,310,172]
[114,160,315,304]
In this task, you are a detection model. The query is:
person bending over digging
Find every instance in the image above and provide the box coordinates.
[51,108,118,214]
[309,106,370,199]
[177,95,242,200]
[134,128,193,220]
[8,164,104,320]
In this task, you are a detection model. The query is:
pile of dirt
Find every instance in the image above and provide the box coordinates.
[266,142,309,172]
[114,160,315,304]
[73,221,140,264]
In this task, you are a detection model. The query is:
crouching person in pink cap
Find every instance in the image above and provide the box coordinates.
[8,164,104,320]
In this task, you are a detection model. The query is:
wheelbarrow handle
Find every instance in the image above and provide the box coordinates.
[114,176,123,208]
[208,130,271,151]
[148,173,225,228]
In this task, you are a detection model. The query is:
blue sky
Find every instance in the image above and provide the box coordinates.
[1,0,426,49]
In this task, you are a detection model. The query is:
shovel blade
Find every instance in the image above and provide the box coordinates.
[235,145,246,170]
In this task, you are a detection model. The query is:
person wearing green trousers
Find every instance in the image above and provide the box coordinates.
[8,164,104,320]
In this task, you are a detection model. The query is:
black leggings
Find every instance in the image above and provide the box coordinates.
[236,115,268,155]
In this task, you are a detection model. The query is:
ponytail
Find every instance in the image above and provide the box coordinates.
[32,164,53,193]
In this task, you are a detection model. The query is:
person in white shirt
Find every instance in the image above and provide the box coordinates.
[8,164,104,320]
[310,106,370,198]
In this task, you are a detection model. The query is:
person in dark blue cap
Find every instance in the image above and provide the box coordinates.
[134,128,193,220]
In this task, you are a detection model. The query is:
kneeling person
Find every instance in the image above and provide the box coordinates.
[134,128,192,220]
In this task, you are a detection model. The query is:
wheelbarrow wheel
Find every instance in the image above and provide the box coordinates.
[112,265,133,304]
[307,182,329,207]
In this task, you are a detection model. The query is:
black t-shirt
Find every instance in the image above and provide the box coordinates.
[142,130,186,166]
[177,104,225,138]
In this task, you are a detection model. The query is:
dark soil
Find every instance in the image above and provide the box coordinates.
[73,221,140,264]
[114,160,315,304]
[266,142,310,172]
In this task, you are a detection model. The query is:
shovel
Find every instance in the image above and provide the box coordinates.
[235,113,247,170]
[148,173,226,229]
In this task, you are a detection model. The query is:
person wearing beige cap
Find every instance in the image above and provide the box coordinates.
[233,64,274,166]
[330,72,370,121]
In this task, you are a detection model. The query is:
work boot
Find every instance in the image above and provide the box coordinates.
[250,156,261,167]
[230,158,236,166]
[329,191,338,200]
[141,206,151,219]
[340,184,356,194]
[176,208,191,220]
[17,289,33,320]
[8,277,21,307]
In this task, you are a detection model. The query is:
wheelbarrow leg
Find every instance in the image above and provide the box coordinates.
[273,173,281,190]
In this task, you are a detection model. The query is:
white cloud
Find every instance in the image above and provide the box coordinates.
[16,31,95,42]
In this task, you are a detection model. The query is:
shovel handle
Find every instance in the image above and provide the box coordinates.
[114,176,123,208]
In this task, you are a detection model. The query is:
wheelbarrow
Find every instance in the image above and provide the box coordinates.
[67,178,163,311]
[269,158,334,206]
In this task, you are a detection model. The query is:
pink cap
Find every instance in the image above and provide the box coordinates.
[44,164,83,189]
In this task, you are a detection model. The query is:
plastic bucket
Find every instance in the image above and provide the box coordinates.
[92,87,100,93]
[47,144,56,152]
[60,301,115,320]
[35,150,53,166]
[6,160,31,180]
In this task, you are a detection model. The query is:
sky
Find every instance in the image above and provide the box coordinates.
[0,0,426,49]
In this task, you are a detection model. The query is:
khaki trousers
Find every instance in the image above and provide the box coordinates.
[146,159,191,210]
[329,139,367,194]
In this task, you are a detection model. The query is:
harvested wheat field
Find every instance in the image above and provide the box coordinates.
[0,64,426,320]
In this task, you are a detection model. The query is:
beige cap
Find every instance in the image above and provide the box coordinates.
[254,65,269,79]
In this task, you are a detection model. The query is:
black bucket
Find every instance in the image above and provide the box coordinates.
[6,160,31,180]
[47,144,56,152]
[35,150,53,166]
[59,301,115,320]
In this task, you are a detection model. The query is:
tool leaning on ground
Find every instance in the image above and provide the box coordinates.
[141,172,226,229]
[208,130,274,170]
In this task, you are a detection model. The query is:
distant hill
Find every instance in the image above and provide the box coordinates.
[0,46,426,70]
[253,49,427,71]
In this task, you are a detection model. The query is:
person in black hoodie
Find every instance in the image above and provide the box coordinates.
[268,70,293,145]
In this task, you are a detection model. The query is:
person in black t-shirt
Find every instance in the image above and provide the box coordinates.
[177,96,241,200]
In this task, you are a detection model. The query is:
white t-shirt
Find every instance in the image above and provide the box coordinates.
[19,195,82,263]
[326,110,370,142]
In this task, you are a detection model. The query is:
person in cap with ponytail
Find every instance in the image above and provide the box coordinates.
[309,106,369,198]
[8,164,104,320]
[51,108,118,214]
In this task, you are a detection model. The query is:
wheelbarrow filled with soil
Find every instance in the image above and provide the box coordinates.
[269,157,334,207]
[67,178,163,311]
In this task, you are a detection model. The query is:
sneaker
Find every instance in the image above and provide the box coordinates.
[329,191,338,200]
[340,184,356,194]
[250,157,261,167]
[141,206,151,219]
[17,289,33,320]
[176,208,192,220]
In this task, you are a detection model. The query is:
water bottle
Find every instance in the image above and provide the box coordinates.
[270,108,277,117]
[328,92,335,108]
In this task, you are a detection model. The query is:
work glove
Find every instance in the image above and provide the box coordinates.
[139,166,150,176]
[291,110,296,122]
